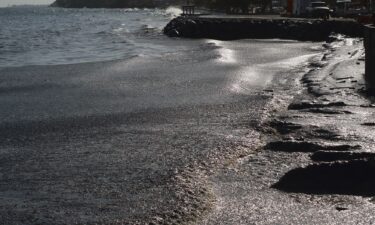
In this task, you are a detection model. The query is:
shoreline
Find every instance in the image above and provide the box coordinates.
[0,10,371,222]
[203,37,375,224]
[0,38,322,224]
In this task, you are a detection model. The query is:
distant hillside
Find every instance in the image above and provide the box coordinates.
[51,0,184,8]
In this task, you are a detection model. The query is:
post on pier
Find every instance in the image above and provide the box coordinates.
[182,0,195,16]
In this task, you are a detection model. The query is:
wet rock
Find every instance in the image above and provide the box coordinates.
[336,206,348,211]
[268,120,303,134]
[329,87,355,90]
[361,122,375,126]
[301,78,320,84]
[272,159,375,196]
[312,128,341,140]
[168,29,180,37]
[265,141,360,153]
[163,17,363,41]
[311,151,375,162]
[360,104,375,108]
[309,62,326,68]
[265,141,322,152]
[288,101,347,110]
[304,108,353,114]
[336,76,355,80]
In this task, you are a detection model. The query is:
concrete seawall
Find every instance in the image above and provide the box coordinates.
[364,25,375,93]
[164,16,364,41]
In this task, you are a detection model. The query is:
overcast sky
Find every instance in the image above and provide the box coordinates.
[0,0,54,7]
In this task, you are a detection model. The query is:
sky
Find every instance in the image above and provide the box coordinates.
[0,0,54,7]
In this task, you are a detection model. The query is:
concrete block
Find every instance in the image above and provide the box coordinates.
[364,25,375,92]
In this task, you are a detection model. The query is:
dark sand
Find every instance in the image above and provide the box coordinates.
[0,39,321,224]
[203,38,375,224]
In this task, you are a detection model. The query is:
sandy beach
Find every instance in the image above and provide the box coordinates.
[2,6,375,225]
[0,36,324,224]
[203,37,375,225]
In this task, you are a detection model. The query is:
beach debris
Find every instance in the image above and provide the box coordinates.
[303,108,353,114]
[288,101,347,110]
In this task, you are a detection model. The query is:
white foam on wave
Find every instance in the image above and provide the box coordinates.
[164,6,182,18]
[261,53,319,69]
[230,69,263,93]
[113,27,128,33]
[218,48,236,63]
[123,8,139,12]
[229,53,319,94]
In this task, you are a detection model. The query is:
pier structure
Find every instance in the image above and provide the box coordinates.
[182,0,195,16]
[364,23,375,93]
[164,16,363,41]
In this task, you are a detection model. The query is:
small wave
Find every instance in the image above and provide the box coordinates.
[310,46,326,51]
[96,30,107,35]
[123,8,139,12]
[164,6,182,18]
[113,27,130,34]
[267,53,319,69]
[139,24,162,36]
[113,27,124,32]
[0,7,172,68]
[141,24,156,30]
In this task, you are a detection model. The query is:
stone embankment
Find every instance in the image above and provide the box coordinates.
[164,16,364,41]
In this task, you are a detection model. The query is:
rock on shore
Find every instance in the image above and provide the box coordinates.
[163,16,364,41]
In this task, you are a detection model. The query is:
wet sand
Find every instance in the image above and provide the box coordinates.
[204,38,375,224]
[0,39,321,224]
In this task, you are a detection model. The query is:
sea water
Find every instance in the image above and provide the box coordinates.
[0,5,183,67]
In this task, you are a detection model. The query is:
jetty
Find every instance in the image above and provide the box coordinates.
[164,15,364,41]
